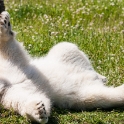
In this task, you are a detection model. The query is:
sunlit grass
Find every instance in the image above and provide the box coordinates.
[0,0,124,123]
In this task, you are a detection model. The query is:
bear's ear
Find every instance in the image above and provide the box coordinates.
[0,0,5,13]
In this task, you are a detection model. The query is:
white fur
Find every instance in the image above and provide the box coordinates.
[0,11,124,123]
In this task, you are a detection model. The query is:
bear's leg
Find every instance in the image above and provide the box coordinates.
[70,84,124,110]
[1,86,51,123]
[0,11,30,67]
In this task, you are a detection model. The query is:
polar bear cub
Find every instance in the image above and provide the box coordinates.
[0,11,50,123]
[0,11,124,124]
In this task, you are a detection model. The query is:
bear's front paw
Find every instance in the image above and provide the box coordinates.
[0,11,10,30]
[0,11,12,36]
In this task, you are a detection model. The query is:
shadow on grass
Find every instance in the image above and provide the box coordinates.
[46,107,124,124]
[45,107,78,124]
[1,105,124,124]
[47,107,69,124]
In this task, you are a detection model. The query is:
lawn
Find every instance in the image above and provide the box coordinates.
[0,0,124,123]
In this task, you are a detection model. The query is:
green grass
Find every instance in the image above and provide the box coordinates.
[0,0,124,123]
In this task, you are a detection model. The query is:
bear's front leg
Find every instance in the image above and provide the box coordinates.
[0,11,29,67]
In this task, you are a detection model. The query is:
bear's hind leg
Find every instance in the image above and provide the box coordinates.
[1,85,51,124]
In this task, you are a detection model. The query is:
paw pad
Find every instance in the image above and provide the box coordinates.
[26,100,48,123]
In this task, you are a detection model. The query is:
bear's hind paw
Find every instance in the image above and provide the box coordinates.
[26,100,48,124]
